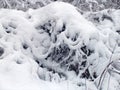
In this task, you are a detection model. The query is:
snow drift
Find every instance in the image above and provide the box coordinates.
[0,1,120,90]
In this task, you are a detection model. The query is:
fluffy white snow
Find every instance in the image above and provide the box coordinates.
[0,1,120,90]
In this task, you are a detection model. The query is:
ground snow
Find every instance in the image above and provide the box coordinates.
[0,1,119,90]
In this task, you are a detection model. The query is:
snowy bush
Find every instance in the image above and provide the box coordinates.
[0,1,120,90]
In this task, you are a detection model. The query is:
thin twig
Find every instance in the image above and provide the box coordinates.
[97,42,117,89]
[107,74,111,90]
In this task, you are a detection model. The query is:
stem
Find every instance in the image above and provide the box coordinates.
[97,42,117,89]
[107,74,111,90]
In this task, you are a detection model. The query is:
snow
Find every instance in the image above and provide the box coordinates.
[0,1,120,90]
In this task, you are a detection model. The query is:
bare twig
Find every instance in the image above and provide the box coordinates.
[107,74,111,90]
[97,42,117,89]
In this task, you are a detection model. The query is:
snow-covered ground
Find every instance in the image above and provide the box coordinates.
[0,1,120,90]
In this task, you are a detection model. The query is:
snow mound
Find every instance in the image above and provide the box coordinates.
[0,1,120,90]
